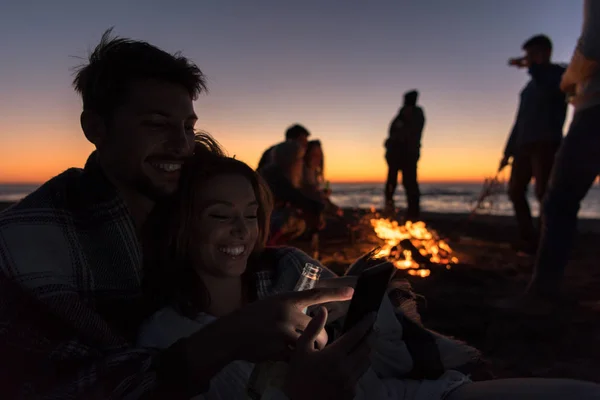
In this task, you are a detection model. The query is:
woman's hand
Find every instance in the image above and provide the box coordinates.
[225,287,354,363]
[283,307,375,400]
[308,277,357,323]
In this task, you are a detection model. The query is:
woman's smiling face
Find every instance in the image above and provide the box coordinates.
[190,173,259,278]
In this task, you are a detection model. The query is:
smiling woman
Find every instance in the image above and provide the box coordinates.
[142,149,274,318]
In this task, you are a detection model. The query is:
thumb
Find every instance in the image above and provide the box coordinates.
[292,287,354,309]
[297,306,328,352]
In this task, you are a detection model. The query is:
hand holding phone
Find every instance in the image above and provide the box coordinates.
[342,261,395,334]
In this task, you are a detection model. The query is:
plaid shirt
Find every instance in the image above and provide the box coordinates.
[0,153,158,399]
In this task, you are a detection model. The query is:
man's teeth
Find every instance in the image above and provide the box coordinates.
[219,246,245,257]
[152,163,182,172]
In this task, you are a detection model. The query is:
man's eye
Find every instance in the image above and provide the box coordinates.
[145,121,168,129]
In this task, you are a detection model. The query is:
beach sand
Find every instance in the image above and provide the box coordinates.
[302,208,600,383]
[2,200,599,382]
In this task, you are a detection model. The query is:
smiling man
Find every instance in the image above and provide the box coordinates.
[0,29,223,397]
[0,29,365,399]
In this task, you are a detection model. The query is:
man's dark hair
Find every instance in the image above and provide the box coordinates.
[73,28,207,117]
[285,124,311,140]
[522,34,553,53]
[404,90,419,106]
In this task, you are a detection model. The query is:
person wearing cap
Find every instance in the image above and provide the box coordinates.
[499,34,567,255]
[384,90,425,221]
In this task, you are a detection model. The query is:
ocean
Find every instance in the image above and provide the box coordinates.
[2,182,599,219]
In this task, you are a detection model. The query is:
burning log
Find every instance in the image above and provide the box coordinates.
[369,218,460,277]
[399,239,431,264]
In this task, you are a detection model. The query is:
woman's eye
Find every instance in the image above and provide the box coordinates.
[209,214,229,220]
[245,215,258,220]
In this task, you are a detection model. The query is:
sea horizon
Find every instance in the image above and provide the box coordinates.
[3,181,599,219]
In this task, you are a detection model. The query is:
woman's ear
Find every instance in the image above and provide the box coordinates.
[80,110,107,147]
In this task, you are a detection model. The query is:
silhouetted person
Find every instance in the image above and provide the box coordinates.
[384,90,425,221]
[499,35,567,255]
[257,124,310,171]
[259,141,324,244]
[302,139,343,217]
[524,1,600,304]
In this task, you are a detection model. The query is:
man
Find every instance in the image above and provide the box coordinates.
[500,35,567,255]
[257,124,311,171]
[525,1,600,302]
[384,90,425,221]
[0,30,361,398]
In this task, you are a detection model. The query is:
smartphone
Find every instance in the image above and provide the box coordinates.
[341,261,395,334]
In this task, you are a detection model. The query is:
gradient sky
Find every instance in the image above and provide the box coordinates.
[0,0,583,183]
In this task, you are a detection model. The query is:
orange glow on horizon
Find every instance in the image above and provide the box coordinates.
[0,126,505,185]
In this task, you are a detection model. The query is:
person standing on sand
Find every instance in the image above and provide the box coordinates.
[384,90,425,221]
[499,35,567,255]
[257,124,311,171]
[0,29,354,398]
[508,0,600,308]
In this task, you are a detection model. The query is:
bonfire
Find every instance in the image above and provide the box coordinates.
[370,218,459,278]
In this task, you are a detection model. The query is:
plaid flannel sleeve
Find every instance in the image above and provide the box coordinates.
[0,212,171,399]
[0,270,163,399]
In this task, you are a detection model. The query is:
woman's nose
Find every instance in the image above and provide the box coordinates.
[231,217,249,238]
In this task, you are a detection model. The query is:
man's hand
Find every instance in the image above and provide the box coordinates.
[560,72,577,95]
[225,287,354,363]
[308,277,358,323]
[498,156,510,172]
[283,308,375,400]
[508,57,528,69]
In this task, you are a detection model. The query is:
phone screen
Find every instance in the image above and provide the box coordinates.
[341,261,395,334]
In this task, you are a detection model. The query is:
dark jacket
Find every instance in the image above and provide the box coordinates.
[257,145,276,171]
[385,105,425,162]
[259,165,324,216]
[504,63,567,157]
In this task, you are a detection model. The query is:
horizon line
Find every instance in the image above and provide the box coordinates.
[0,178,491,186]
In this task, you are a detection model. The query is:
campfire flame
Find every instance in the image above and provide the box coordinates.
[370,218,459,277]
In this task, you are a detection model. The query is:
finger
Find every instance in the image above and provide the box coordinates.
[290,287,354,309]
[296,307,328,352]
[329,312,377,354]
[317,276,358,289]
[321,300,351,323]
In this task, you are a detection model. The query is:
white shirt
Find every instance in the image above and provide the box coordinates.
[137,308,255,400]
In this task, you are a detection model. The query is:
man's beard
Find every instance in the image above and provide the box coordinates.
[133,173,176,202]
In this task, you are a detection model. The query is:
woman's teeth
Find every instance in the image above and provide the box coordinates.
[152,163,182,172]
[219,245,245,257]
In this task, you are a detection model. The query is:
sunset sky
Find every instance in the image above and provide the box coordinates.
[0,0,583,184]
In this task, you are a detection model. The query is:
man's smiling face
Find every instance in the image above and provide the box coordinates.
[98,79,198,200]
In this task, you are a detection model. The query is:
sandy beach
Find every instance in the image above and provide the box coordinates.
[302,208,600,383]
[2,199,599,383]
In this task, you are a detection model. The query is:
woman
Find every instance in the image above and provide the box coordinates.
[303,140,325,193]
[302,140,343,218]
[138,151,600,399]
